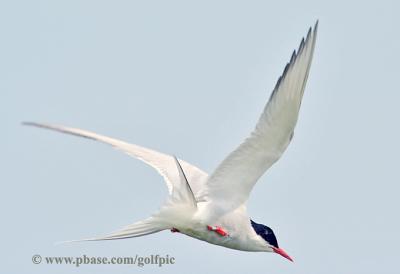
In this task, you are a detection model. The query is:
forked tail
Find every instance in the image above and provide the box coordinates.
[69,156,197,242]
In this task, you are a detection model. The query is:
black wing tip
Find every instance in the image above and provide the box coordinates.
[22,121,55,131]
[290,50,296,62]
[307,26,312,38]
[21,121,95,140]
[313,20,319,38]
[282,62,290,76]
[298,37,305,53]
[22,121,44,128]
[270,21,318,96]
[21,121,34,126]
[305,20,319,44]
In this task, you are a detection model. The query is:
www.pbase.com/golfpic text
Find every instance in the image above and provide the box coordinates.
[32,254,175,268]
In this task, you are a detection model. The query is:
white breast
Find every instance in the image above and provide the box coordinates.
[180,205,270,252]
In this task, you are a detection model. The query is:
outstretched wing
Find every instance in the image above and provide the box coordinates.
[23,122,208,198]
[200,22,318,215]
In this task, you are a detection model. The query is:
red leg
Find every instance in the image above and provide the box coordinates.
[207,225,228,237]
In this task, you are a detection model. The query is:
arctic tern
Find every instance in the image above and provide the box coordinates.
[24,21,318,262]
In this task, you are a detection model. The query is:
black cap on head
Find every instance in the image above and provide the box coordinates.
[250,220,279,248]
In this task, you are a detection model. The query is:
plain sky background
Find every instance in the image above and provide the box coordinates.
[2,0,400,273]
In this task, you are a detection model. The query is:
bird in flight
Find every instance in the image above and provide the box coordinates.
[24,21,318,262]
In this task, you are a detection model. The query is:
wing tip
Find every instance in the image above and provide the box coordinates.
[21,121,38,127]
[269,20,318,99]
[22,121,53,131]
[312,20,319,42]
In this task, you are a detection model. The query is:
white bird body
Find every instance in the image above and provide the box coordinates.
[159,203,268,252]
[24,21,318,261]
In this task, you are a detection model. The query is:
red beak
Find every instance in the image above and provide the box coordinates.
[272,247,293,262]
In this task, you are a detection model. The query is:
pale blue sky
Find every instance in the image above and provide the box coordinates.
[2,0,400,273]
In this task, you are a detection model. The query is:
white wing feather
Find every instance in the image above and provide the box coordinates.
[23,122,208,198]
[200,22,318,216]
